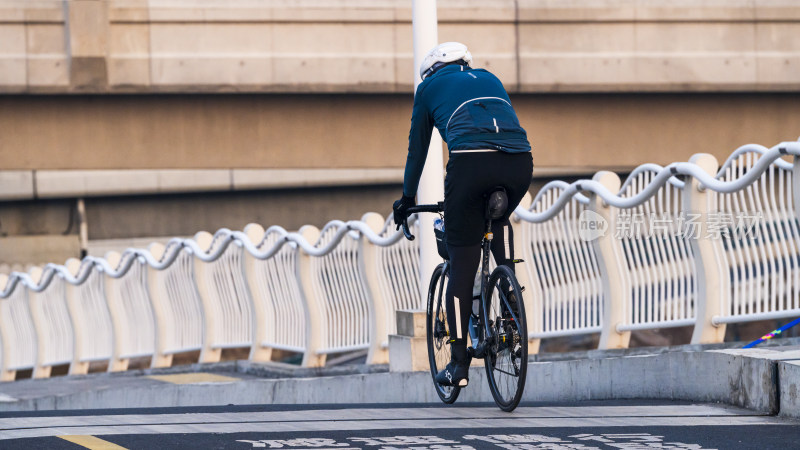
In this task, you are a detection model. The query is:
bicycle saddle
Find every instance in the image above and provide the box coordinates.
[484,187,508,220]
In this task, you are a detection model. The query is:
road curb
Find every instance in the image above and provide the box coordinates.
[0,347,798,413]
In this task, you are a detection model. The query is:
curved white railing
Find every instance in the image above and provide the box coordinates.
[64,260,114,373]
[193,231,254,354]
[0,139,799,380]
[27,269,72,378]
[713,149,800,324]
[375,217,421,342]
[519,184,603,339]
[512,139,800,346]
[244,225,306,357]
[0,212,425,375]
[615,168,696,332]
[103,253,155,365]
[0,274,36,380]
[515,142,800,224]
[148,246,204,362]
[312,224,371,354]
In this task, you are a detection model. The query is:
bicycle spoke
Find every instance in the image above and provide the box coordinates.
[491,365,518,378]
[427,263,459,404]
[482,265,527,412]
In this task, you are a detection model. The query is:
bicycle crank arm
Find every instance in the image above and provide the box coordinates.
[468,340,490,359]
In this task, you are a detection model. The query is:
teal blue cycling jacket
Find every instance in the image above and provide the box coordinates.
[403,64,531,198]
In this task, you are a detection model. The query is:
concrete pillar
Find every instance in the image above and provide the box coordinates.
[28,267,53,379]
[64,258,90,375]
[687,153,728,344]
[592,171,632,349]
[296,225,327,368]
[359,213,390,364]
[193,231,222,363]
[64,0,109,90]
[103,251,130,372]
[0,274,15,381]
[388,310,429,372]
[243,224,273,363]
[146,243,174,369]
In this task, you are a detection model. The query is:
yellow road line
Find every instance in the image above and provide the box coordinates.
[147,372,240,384]
[58,435,127,449]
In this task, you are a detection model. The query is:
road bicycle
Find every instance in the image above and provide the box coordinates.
[400,187,528,412]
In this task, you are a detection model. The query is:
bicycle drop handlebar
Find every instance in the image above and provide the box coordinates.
[400,202,444,241]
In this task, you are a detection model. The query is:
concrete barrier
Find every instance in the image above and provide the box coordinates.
[1,345,799,412]
[778,359,800,418]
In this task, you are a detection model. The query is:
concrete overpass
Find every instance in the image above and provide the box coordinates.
[1,0,799,263]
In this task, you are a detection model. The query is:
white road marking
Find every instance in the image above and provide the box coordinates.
[0,405,789,440]
[0,416,791,440]
[0,405,762,430]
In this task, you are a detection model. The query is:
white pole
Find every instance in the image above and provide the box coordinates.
[412,0,444,300]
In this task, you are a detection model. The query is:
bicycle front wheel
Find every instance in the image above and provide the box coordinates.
[426,262,460,404]
[482,265,528,412]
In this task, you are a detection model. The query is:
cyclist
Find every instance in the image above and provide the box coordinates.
[393,42,533,387]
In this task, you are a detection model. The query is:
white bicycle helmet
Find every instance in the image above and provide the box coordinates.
[419,42,473,80]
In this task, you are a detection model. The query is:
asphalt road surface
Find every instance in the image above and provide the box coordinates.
[1,400,798,449]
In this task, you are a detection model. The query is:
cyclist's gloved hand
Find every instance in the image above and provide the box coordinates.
[393,195,416,230]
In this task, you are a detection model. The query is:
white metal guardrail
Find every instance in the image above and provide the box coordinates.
[616,167,696,333]
[193,231,254,361]
[62,260,113,374]
[714,147,800,325]
[374,215,421,342]
[0,139,799,380]
[517,184,603,341]
[306,223,371,357]
[242,224,306,362]
[27,268,72,379]
[104,252,156,369]
[0,275,36,381]
[509,139,800,347]
[147,244,204,366]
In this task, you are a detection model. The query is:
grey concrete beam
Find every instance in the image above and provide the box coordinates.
[0,171,34,200]
[0,167,634,201]
[0,169,405,200]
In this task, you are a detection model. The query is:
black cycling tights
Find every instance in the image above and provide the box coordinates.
[445,219,516,362]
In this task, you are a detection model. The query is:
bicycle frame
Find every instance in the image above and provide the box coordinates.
[478,218,522,331]
[408,202,528,411]
[402,205,521,352]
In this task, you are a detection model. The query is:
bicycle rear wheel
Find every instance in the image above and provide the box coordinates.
[482,265,527,412]
[426,262,460,404]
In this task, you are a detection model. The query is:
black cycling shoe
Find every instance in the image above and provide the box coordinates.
[435,360,470,387]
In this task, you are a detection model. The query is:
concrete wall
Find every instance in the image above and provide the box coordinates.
[1,346,798,413]
[1,0,799,94]
[1,93,798,173]
[0,184,403,263]
[2,0,799,263]
[2,0,799,183]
